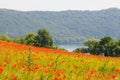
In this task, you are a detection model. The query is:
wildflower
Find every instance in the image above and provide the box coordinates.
[54,78,62,80]
[28,67,34,72]
[63,75,66,79]
[86,78,89,80]
[110,75,118,80]
[90,70,96,74]
[74,65,78,69]
[12,75,18,80]
[115,69,119,74]
[3,64,7,67]
[54,78,59,80]
[57,72,61,76]
[0,67,3,73]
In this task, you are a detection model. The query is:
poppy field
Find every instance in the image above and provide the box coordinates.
[0,41,120,80]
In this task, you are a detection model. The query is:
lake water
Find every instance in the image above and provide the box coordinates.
[59,44,86,52]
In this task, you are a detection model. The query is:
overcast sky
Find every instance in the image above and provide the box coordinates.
[0,0,120,11]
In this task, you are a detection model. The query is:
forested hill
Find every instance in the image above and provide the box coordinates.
[0,8,120,43]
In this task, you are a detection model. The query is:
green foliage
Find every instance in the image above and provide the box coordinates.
[0,29,53,48]
[14,37,26,44]
[99,36,112,45]
[27,49,34,69]
[0,8,120,43]
[73,48,82,53]
[75,36,120,57]
[0,35,12,42]
[85,38,100,54]
[98,36,112,56]
[34,29,53,47]
[73,48,89,53]
[24,33,36,46]
[114,46,120,56]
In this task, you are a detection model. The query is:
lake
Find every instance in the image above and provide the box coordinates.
[59,44,86,52]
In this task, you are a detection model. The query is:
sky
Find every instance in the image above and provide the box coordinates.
[0,0,120,11]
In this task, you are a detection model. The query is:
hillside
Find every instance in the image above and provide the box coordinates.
[0,8,120,43]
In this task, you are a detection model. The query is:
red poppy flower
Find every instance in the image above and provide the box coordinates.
[0,67,3,73]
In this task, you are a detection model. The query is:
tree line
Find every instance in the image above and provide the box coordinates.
[0,29,53,48]
[74,36,120,57]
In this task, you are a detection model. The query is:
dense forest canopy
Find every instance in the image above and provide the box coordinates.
[0,8,120,43]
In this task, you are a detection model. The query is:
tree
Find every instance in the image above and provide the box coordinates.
[114,40,120,56]
[34,29,53,47]
[99,36,113,56]
[0,35,12,42]
[84,38,100,54]
[77,36,120,57]
[25,33,36,46]
[14,37,25,44]
[114,46,120,56]
[73,48,89,53]
[99,36,112,45]
[117,40,120,45]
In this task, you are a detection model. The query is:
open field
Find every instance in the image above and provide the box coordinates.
[0,41,120,80]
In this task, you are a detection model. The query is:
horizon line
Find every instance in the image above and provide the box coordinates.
[0,7,119,12]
